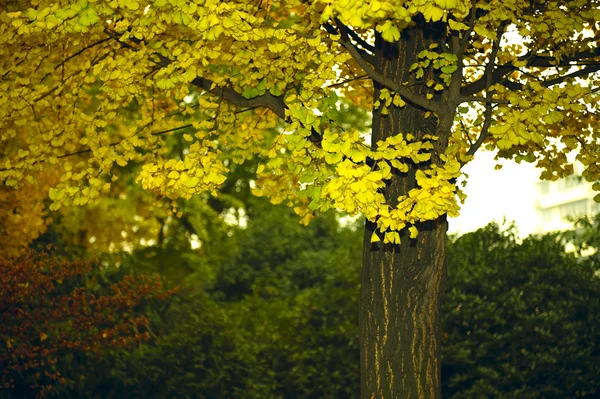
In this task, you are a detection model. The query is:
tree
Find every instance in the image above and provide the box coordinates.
[0,174,58,261]
[1,1,599,397]
[66,199,363,399]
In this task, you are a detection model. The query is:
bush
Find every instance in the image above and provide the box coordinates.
[0,252,172,398]
[442,224,600,398]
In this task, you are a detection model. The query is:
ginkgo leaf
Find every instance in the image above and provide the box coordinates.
[370,232,381,243]
[433,0,457,10]
[325,153,343,164]
[381,25,400,42]
[409,226,418,239]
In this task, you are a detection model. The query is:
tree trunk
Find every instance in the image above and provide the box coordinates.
[360,22,450,399]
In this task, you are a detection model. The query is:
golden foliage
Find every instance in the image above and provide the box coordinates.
[0,0,599,242]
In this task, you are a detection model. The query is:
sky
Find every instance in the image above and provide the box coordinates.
[448,150,540,238]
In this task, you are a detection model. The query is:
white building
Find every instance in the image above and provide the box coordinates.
[535,163,600,234]
[449,151,599,238]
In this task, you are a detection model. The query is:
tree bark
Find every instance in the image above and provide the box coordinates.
[360,22,450,399]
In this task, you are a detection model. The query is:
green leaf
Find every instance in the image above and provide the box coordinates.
[441,65,458,74]
[325,152,343,164]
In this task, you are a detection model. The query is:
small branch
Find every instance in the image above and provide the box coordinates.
[326,74,368,88]
[464,29,504,160]
[462,45,600,96]
[465,104,493,158]
[459,96,510,105]
[55,124,194,160]
[458,0,478,56]
[1,106,263,171]
[54,38,112,71]
[460,118,474,147]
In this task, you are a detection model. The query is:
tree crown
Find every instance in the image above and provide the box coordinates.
[1,0,599,244]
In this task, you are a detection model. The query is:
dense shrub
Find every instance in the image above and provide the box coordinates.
[21,211,600,398]
[442,224,600,398]
[0,252,172,398]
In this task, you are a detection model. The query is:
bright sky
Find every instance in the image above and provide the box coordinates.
[448,150,540,237]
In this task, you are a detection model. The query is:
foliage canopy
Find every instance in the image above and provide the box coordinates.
[1,0,599,243]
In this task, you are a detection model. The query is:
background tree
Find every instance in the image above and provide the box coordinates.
[38,208,599,399]
[51,197,363,399]
[0,252,173,398]
[1,0,600,397]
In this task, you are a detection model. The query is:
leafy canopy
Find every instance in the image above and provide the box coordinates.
[1,0,599,242]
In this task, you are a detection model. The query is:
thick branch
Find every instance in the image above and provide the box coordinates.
[323,21,375,65]
[327,22,440,113]
[346,26,375,53]
[104,28,288,120]
[191,77,287,120]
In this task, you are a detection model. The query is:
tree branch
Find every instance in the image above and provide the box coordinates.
[458,0,478,57]
[464,103,493,159]
[326,74,368,88]
[459,96,509,105]
[464,28,504,159]
[326,22,440,113]
[54,38,112,71]
[346,26,375,53]
[191,77,287,120]
[540,64,600,88]
[324,20,375,65]
[103,28,288,120]
[462,46,600,96]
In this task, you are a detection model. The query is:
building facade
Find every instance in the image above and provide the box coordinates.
[535,163,600,234]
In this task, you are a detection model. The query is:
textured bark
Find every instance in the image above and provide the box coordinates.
[360,22,450,399]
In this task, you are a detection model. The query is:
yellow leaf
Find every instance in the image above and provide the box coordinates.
[268,42,286,53]
[325,152,343,164]
[448,19,468,31]
[185,176,199,188]
[182,68,196,82]
[433,0,457,9]
[422,4,444,21]
[381,24,400,42]
[383,231,400,244]
[409,226,418,239]
[370,232,381,243]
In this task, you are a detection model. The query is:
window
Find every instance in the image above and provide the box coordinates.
[559,199,589,219]
[557,175,583,191]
